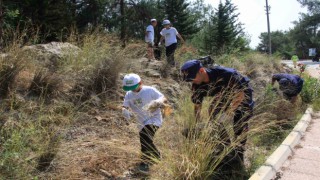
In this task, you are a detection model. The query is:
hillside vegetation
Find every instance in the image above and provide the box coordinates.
[1,31,319,179]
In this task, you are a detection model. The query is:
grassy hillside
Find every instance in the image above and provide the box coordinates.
[0,31,319,179]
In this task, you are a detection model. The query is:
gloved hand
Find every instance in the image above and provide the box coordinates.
[217,112,235,141]
[158,42,162,46]
[144,98,165,113]
[122,108,131,120]
[217,113,234,123]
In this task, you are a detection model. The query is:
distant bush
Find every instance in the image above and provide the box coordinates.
[300,76,320,104]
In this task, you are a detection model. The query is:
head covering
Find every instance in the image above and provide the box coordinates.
[151,18,157,22]
[279,78,290,87]
[162,20,171,25]
[180,60,203,82]
[122,73,141,91]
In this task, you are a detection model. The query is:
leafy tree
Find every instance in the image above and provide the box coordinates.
[285,0,320,58]
[3,0,74,42]
[203,0,246,55]
[163,0,199,38]
[257,31,294,58]
[75,0,109,31]
[297,0,320,14]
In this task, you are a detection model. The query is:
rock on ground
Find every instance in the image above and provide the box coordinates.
[22,42,80,70]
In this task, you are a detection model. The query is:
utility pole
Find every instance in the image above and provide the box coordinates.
[265,0,272,55]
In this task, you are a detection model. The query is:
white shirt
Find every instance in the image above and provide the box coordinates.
[160,27,179,47]
[123,86,164,130]
[145,25,154,43]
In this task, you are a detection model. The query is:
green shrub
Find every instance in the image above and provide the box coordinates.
[300,76,320,103]
[312,99,320,111]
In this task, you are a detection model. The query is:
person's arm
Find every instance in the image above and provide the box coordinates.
[271,74,281,86]
[271,77,276,86]
[122,94,131,120]
[159,36,164,45]
[146,88,167,112]
[177,33,185,43]
[194,103,202,122]
[145,31,152,43]
[229,91,245,112]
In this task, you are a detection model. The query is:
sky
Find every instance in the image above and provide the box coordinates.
[203,0,308,48]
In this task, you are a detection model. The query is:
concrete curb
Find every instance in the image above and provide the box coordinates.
[249,108,313,180]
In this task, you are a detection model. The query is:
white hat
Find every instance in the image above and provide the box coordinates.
[151,18,157,22]
[122,73,141,91]
[162,20,171,25]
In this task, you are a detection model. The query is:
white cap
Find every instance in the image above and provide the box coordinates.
[151,18,157,22]
[162,20,171,25]
[122,73,141,91]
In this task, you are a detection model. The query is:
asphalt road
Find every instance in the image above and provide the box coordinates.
[282,60,320,69]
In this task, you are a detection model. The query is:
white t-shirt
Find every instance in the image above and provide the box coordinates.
[160,27,179,47]
[123,86,164,130]
[145,25,154,43]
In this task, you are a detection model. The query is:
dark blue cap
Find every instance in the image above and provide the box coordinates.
[180,60,203,82]
[279,78,289,86]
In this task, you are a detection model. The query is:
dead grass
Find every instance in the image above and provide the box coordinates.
[28,70,63,99]
[0,56,24,98]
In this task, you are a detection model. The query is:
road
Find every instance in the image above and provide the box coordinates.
[282,60,320,78]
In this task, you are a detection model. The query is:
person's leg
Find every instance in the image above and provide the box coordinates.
[166,43,177,66]
[147,43,154,61]
[233,108,252,162]
[150,43,155,60]
[139,124,160,163]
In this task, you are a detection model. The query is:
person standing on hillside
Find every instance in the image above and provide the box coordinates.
[291,54,299,68]
[271,73,304,103]
[122,73,167,172]
[180,60,254,179]
[159,20,184,66]
[145,19,157,61]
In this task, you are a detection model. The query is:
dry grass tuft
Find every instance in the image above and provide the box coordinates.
[28,70,63,99]
[0,57,24,98]
[71,57,124,103]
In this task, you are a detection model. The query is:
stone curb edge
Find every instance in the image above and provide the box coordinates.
[249,107,313,180]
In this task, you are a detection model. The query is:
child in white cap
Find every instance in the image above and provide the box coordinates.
[159,19,184,66]
[122,73,166,172]
[145,19,157,61]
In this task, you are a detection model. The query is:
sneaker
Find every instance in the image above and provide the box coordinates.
[138,162,149,173]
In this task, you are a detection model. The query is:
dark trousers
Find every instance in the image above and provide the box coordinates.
[139,124,160,163]
[165,43,177,66]
[212,108,252,180]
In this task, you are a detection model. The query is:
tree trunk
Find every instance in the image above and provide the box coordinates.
[120,0,126,47]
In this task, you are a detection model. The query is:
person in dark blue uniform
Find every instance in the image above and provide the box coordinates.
[272,73,304,103]
[180,60,254,179]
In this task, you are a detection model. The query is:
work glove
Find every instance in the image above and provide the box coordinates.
[122,108,131,120]
[217,113,234,123]
[144,98,165,113]
[217,112,235,142]
[158,42,162,46]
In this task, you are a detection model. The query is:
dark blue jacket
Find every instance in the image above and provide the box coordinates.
[192,67,254,108]
[272,73,304,95]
